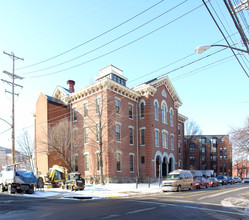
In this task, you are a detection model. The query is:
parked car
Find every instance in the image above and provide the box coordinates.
[193,177,209,189]
[227,177,235,184]
[244,178,249,183]
[161,170,194,192]
[207,177,219,187]
[217,175,228,185]
[234,177,242,183]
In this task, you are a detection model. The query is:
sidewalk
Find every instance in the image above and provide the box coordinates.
[28,182,162,199]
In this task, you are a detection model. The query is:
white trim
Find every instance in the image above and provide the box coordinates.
[139,127,146,131]
[114,96,121,101]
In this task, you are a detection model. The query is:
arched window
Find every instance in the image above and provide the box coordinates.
[161,101,167,124]
[139,100,145,119]
[154,100,159,120]
[162,130,168,149]
[170,108,174,126]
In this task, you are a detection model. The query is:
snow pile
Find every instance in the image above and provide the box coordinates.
[221,191,249,208]
[24,182,162,199]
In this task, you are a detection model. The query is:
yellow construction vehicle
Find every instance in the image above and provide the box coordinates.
[40,165,85,190]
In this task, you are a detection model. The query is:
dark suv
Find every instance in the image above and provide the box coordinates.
[217,175,228,185]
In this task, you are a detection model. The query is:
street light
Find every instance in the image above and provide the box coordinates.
[195,44,249,54]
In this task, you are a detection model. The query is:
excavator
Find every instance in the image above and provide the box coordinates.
[40,165,85,191]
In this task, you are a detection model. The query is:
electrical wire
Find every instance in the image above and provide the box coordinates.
[203,0,249,77]
[17,0,165,70]
[21,1,187,75]
[26,3,203,79]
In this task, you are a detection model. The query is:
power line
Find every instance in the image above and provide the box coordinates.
[21,1,187,75]
[202,0,249,78]
[27,3,203,79]
[17,0,165,70]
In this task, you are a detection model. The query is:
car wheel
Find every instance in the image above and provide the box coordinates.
[177,185,181,192]
[189,184,193,190]
[206,184,209,188]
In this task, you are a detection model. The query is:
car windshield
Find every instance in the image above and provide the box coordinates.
[217,176,223,179]
[166,174,180,180]
[194,178,202,182]
[207,178,214,181]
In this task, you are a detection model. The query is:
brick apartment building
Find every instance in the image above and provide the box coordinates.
[184,135,232,177]
[233,160,249,179]
[34,65,187,183]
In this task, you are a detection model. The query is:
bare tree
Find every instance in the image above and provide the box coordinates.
[45,118,82,172]
[230,117,249,159]
[17,130,36,172]
[83,89,124,185]
[184,119,202,169]
[185,119,202,136]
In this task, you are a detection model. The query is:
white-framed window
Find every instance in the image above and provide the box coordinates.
[96,97,100,114]
[116,151,122,172]
[129,153,135,172]
[155,129,159,147]
[162,130,168,149]
[154,100,159,120]
[178,124,181,135]
[115,98,120,114]
[178,141,181,154]
[83,102,88,118]
[73,108,77,121]
[96,152,100,171]
[170,108,174,126]
[128,103,133,119]
[140,127,146,146]
[74,154,78,171]
[170,134,174,150]
[84,126,88,144]
[161,101,167,124]
[116,123,121,142]
[129,126,134,145]
[139,100,145,119]
[84,153,89,171]
[96,122,100,142]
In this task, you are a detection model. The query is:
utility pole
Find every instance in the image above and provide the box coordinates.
[2,51,24,164]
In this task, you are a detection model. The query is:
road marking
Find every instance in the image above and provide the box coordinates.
[126,207,156,215]
[184,191,211,198]
[129,200,246,216]
[198,186,249,200]
[102,214,121,219]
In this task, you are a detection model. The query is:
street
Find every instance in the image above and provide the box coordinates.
[0,184,249,220]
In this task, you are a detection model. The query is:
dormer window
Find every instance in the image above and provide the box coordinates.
[112,74,126,86]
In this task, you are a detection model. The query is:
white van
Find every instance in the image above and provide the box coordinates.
[161,169,193,192]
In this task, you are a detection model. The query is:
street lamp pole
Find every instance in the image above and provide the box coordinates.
[195,44,249,54]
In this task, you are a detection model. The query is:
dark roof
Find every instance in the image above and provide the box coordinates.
[45,95,67,107]
[144,78,158,84]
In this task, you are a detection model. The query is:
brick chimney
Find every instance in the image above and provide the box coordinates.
[67,80,75,92]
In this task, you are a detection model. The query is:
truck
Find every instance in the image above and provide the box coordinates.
[40,165,85,191]
[0,164,37,194]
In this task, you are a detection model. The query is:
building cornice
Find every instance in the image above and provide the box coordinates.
[178,113,188,123]
[58,78,140,104]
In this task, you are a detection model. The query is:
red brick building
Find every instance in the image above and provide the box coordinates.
[184,135,232,177]
[233,160,249,179]
[35,65,187,183]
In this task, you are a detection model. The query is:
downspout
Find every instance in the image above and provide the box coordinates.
[136,101,139,178]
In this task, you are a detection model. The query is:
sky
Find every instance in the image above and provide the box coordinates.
[0,0,249,150]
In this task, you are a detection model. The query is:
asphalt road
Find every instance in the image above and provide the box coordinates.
[0,184,249,220]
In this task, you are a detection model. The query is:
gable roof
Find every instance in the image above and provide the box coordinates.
[133,75,182,108]
[52,85,72,100]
